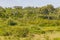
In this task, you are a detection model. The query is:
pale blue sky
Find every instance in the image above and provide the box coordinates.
[0,0,60,7]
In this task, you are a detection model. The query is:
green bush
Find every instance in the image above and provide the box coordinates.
[8,20,17,26]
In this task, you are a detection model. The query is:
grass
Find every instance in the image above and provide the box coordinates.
[54,38,60,40]
[0,19,60,40]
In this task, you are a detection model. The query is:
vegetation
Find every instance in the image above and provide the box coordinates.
[0,4,60,40]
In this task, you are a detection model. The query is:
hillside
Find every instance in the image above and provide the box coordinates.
[0,5,60,40]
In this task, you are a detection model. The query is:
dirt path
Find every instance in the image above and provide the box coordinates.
[31,32,60,40]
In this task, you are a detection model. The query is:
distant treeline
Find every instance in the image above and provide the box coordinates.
[0,4,60,20]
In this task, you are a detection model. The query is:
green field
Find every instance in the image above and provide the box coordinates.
[0,5,60,40]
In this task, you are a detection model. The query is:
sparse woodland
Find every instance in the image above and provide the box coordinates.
[0,5,60,40]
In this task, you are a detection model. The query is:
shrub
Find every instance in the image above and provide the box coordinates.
[8,20,17,26]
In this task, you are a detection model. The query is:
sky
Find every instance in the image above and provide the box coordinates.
[0,0,60,7]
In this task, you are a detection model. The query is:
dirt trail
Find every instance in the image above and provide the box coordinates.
[31,32,60,40]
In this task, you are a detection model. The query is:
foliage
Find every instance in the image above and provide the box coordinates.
[0,4,60,39]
